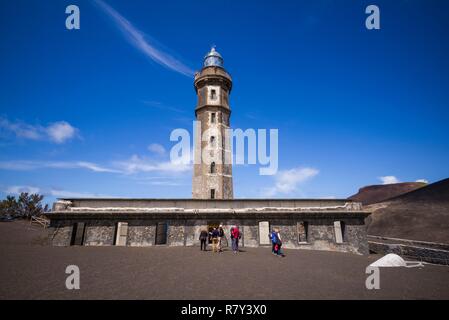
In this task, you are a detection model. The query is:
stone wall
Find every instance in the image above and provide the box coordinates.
[50,225,72,246]
[242,221,259,248]
[369,237,449,265]
[268,219,368,255]
[84,222,115,246]
[47,216,369,255]
[167,220,186,246]
[127,221,156,247]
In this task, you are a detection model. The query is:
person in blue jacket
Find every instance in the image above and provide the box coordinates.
[269,229,278,255]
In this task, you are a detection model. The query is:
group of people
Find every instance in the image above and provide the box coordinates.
[199,225,285,257]
[199,225,242,253]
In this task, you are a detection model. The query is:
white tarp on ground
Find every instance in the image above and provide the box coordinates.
[369,253,424,268]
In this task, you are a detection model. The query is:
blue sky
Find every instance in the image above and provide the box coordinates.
[1,0,448,204]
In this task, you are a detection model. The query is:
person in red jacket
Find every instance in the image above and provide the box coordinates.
[230,226,241,253]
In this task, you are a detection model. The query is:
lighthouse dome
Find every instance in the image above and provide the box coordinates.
[203,46,224,68]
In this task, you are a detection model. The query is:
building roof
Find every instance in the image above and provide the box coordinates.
[49,198,369,218]
[52,198,365,212]
[56,198,353,202]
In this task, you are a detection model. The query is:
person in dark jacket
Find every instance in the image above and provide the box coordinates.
[211,227,220,253]
[218,224,225,252]
[199,229,208,251]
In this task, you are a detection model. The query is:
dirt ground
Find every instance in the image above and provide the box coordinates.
[1,221,449,300]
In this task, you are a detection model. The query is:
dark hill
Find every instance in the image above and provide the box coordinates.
[349,182,427,205]
[387,178,449,203]
[363,178,449,243]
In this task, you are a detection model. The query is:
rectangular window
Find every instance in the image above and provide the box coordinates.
[211,112,216,123]
[200,88,206,105]
[297,221,308,243]
[70,222,86,246]
[222,113,227,126]
[334,221,345,244]
[211,189,215,199]
[155,222,168,245]
[211,89,217,100]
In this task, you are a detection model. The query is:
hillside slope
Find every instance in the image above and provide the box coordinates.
[364,178,449,243]
[349,182,427,205]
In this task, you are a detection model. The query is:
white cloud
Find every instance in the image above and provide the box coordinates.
[140,180,183,186]
[416,179,428,184]
[0,160,118,173]
[95,0,194,77]
[5,185,41,195]
[0,161,40,171]
[3,185,112,198]
[46,121,77,143]
[0,118,41,140]
[262,167,319,197]
[379,176,400,185]
[148,143,166,155]
[74,162,120,173]
[49,189,112,198]
[0,154,191,176]
[114,154,191,174]
[143,101,185,113]
[0,117,78,144]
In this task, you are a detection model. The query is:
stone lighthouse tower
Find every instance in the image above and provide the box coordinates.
[192,47,233,199]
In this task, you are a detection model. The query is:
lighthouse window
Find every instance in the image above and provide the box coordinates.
[211,112,216,123]
[210,89,217,100]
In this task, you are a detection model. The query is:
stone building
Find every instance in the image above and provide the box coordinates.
[46,47,370,255]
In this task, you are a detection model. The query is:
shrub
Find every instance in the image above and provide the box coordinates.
[0,193,49,219]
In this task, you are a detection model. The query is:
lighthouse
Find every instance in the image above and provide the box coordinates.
[192,47,233,199]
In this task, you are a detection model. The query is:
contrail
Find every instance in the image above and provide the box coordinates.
[94,0,194,77]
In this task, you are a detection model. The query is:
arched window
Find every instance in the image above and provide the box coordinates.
[210,162,216,174]
[210,136,215,147]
